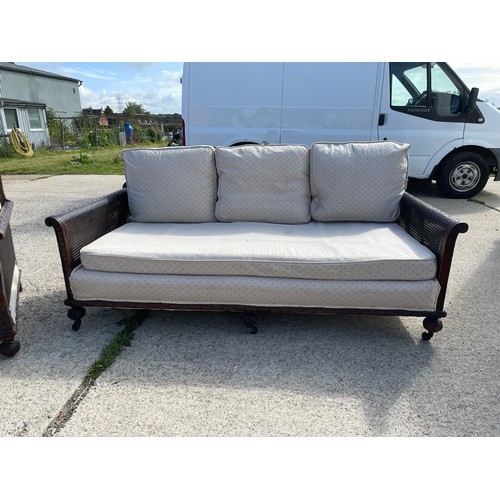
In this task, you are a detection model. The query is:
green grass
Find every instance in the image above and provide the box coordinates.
[84,310,149,383]
[0,143,164,175]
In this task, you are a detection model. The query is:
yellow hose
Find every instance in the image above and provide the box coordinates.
[9,127,33,157]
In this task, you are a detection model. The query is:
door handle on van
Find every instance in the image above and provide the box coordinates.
[378,114,386,126]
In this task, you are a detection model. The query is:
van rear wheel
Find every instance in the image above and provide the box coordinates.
[436,152,490,198]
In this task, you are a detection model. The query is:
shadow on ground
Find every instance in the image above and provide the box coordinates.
[92,308,435,435]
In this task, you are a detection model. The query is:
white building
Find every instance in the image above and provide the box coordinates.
[0,62,82,148]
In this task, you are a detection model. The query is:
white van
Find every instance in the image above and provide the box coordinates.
[181,62,500,198]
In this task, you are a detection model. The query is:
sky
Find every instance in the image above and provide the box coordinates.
[9,0,500,116]
[15,61,500,115]
[17,62,184,115]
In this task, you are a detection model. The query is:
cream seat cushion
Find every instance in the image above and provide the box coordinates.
[215,144,311,224]
[122,145,217,223]
[80,221,437,281]
[310,141,410,222]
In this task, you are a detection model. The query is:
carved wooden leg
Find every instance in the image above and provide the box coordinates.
[242,311,258,334]
[68,306,86,331]
[0,339,21,357]
[422,316,443,341]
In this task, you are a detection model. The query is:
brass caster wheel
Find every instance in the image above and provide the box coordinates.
[68,306,86,331]
[422,316,443,341]
[422,331,434,341]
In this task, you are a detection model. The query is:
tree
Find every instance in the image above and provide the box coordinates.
[104,105,114,115]
[122,101,149,114]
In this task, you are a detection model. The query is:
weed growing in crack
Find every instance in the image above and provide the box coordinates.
[43,310,149,436]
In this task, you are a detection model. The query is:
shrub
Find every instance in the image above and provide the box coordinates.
[0,138,14,158]
[69,152,94,165]
[146,126,163,143]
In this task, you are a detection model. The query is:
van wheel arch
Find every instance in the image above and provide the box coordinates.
[435,148,492,198]
[230,141,260,147]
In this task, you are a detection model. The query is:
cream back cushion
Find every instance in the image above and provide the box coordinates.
[310,141,410,222]
[122,146,217,222]
[215,144,311,223]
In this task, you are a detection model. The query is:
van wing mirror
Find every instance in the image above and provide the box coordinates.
[465,87,479,113]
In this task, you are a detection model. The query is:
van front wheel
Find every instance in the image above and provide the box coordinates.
[436,152,490,198]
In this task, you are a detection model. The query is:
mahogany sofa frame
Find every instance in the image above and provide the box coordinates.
[45,189,469,341]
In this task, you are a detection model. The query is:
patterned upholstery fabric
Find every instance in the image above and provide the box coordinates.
[122,146,217,222]
[73,141,439,313]
[70,266,441,311]
[215,144,311,223]
[310,141,410,222]
[80,221,437,281]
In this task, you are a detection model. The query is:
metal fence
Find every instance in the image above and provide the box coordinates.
[47,114,181,149]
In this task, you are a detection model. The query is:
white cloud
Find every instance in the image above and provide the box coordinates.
[64,66,117,81]
[79,69,182,114]
[452,63,500,106]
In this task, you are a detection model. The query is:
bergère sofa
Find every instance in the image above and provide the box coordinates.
[45,141,468,341]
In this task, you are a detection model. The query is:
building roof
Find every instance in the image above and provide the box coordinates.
[0,62,82,85]
[0,97,46,108]
[82,107,104,115]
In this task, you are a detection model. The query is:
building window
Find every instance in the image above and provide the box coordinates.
[4,108,19,130]
[28,108,42,130]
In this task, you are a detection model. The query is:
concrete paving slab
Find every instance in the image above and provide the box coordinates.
[1,174,499,437]
[0,175,126,436]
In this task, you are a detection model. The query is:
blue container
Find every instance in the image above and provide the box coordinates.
[124,123,133,141]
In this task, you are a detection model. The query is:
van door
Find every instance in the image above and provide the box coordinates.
[378,62,466,178]
[185,62,283,146]
[281,62,380,145]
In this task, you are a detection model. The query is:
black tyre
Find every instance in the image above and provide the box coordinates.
[436,152,490,199]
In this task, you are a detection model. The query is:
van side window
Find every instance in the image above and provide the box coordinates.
[430,64,462,116]
[390,62,464,121]
[391,63,428,107]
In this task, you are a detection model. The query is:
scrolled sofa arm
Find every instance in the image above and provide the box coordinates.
[397,191,469,310]
[45,189,129,296]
